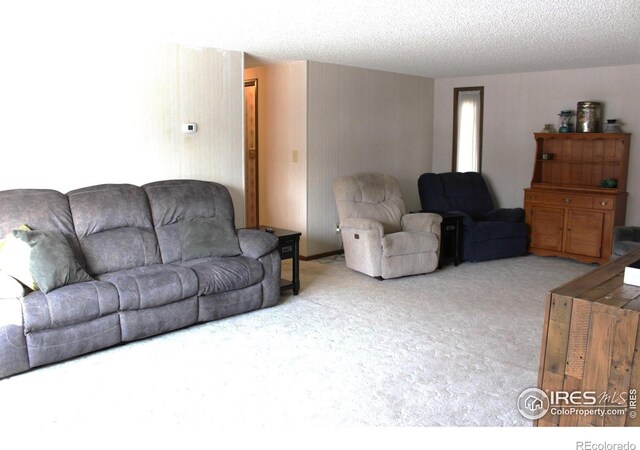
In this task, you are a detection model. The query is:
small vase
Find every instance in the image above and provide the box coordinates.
[603,119,622,133]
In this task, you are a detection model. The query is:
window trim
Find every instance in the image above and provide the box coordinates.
[452,86,484,173]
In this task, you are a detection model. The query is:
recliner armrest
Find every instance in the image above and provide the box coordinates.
[448,210,475,228]
[340,218,384,239]
[237,229,279,259]
[484,208,524,223]
[401,213,442,236]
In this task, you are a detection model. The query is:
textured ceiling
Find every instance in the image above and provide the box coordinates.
[163,0,640,78]
[5,1,640,79]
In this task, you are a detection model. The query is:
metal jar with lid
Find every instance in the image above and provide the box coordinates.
[576,101,602,133]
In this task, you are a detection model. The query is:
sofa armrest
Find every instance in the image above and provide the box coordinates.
[0,271,27,299]
[237,229,279,259]
[340,218,384,239]
[484,207,524,223]
[401,213,442,236]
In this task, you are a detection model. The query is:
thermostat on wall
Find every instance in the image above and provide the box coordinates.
[182,123,198,134]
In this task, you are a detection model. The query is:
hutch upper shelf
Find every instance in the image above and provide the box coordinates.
[530,132,630,193]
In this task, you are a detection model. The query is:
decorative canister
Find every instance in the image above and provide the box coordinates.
[603,119,622,133]
[576,101,602,133]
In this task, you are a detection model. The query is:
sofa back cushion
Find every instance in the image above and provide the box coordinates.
[0,189,86,266]
[67,184,161,275]
[418,172,495,220]
[143,180,236,263]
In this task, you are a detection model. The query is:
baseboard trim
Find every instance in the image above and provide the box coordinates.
[300,250,344,261]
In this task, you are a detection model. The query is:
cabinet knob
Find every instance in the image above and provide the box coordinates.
[600,201,608,206]
[564,198,572,203]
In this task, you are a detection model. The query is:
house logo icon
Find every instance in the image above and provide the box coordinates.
[517,388,550,420]
[525,395,544,411]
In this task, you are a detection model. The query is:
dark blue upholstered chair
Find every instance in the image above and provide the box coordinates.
[417,172,528,262]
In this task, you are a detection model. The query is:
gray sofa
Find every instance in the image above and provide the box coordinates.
[0,179,281,379]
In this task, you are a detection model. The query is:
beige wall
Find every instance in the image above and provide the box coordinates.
[307,62,435,256]
[433,64,640,225]
[244,62,308,254]
[0,43,245,226]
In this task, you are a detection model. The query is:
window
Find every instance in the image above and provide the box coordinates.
[452,87,484,173]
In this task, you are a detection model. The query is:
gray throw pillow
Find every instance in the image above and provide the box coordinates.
[179,217,241,261]
[13,230,93,294]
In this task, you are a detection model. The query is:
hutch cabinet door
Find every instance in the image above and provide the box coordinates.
[564,209,605,258]
[530,205,564,252]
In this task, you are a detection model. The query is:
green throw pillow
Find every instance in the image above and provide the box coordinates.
[12,230,93,294]
[0,224,38,290]
[179,216,241,261]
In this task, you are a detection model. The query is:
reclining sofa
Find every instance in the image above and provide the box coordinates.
[0,179,281,379]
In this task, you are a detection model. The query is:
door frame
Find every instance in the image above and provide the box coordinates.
[244,78,259,227]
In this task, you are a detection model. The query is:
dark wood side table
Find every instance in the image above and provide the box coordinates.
[410,211,463,267]
[247,226,301,295]
[438,213,463,267]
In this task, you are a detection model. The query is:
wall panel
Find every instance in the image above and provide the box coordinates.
[0,43,245,225]
[307,62,434,256]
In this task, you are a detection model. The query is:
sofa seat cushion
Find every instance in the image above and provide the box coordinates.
[465,221,528,244]
[98,264,198,311]
[22,281,119,333]
[381,231,439,257]
[178,256,264,295]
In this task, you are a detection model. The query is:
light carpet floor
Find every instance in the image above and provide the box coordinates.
[0,255,592,428]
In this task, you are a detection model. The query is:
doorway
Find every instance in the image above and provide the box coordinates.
[244,79,259,227]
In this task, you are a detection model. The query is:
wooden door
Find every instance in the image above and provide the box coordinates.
[564,209,605,258]
[244,79,259,227]
[530,206,565,252]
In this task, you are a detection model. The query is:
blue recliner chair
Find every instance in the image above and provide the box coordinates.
[418,172,528,262]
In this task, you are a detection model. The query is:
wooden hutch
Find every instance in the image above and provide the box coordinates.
[524,133,630,265]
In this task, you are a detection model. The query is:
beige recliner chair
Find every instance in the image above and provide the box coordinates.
[333,172,442,279]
